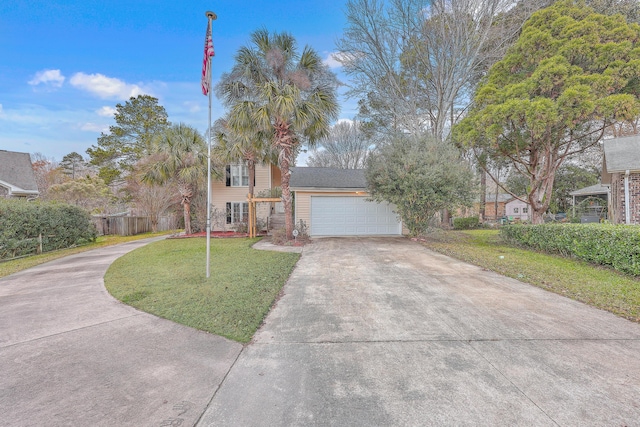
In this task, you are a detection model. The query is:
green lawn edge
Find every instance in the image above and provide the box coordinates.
[419,229,640,323]
[104,237,300,343]
[0,230,177,279]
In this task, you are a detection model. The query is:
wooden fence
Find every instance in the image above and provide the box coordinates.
[92,215,177,236]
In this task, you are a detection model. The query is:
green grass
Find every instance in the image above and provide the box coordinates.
[0,230,177,279]
[420,229,640,322]
[104,238,300,343]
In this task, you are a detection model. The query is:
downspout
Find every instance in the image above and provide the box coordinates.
[625,170,630,225]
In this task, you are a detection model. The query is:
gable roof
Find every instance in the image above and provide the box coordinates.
[485,193,513,203]
[0,150,39,195]
[290,167,367,190]
[569,183,609,197]
[603,135,640,173]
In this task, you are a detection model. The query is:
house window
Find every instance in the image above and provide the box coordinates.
[226,202,249,224]
[513,207,519,213]
[226,164,249,187]
[523,207,528,214]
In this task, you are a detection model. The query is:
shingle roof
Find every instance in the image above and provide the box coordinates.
[290,167,367,189]
[485,193,513,203]
[569,183,609,197]
[603,136,640,172]
[0,150,39,193]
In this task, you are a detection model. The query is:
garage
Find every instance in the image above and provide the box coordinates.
[290,167,404,237]
[310,196,401,236]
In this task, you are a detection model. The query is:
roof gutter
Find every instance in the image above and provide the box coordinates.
[625,170,631,225]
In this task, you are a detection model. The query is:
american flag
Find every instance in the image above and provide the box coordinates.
[201,19,215,95]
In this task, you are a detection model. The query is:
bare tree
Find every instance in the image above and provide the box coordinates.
[31,153,67,199]
[337,0,545,142]
[127,159,178,232]
[306,121,371,168]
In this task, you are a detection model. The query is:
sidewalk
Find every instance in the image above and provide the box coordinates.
[0,238,242,427]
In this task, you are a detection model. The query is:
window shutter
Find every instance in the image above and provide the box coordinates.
[225,165,231,187]
[226,202,231,224]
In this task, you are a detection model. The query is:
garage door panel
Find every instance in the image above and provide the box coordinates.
[311,196,401,236]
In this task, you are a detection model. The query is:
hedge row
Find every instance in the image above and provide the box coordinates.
[500,223,640,276]
[453,216,480,230]
[0,199,97,260]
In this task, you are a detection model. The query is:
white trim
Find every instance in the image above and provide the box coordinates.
[230,164,249,187]
[229,201,249,224]
[0,179,39,197]
[291,187,367,192]
[625,170,631,224]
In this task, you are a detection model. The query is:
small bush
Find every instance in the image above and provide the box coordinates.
[270,220,310,246]
[271,228,288,246]
[0,199,97,259]
[500,223,640,276]
[453,217,480,230]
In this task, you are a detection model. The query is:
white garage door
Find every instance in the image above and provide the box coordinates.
[310,196,401,236]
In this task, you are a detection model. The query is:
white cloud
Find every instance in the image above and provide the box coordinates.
[28,69,65,88]
[79,122,109,133]
[0,103,3,116]
[96,106,117,117]
[323,52,343,69]
[70,72,145,100]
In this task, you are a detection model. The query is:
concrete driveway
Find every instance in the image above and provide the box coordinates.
[0,238,242,427]
[199,237,640,426]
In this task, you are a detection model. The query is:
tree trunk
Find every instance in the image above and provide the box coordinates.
[280,152,294,240]
[183,198,192,235]
[247,158,256,197]
[531,208,544,224]
[480,171,486,221]
[275,118,296,240]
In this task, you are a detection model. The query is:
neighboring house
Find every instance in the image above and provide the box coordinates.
[602,135,640,224]
[290,167,403,236]
[504,198,531,221]
[483,193,512,220]
[210,163,281,231]
[0,150,39,199]
[569,183,608,222]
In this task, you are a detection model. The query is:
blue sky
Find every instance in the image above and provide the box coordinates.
[0,0,355,162]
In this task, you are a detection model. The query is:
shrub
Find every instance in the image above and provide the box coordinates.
[366,134,476,236]
[453,217,480,230]
[0,199,97,259]
[500,223,640,276]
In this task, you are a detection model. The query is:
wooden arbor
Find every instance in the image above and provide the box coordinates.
[247,194,281,238]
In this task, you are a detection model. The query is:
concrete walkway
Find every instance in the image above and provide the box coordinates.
[199,237,640,426]
[0,238,242,427]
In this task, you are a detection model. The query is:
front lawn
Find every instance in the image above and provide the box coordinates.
[104,238,300,343]
[420,229,640,322]
[0,231,176,279]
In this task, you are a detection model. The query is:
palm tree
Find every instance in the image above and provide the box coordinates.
[142,123,213,235]
[212,115,276,198]
[216,29,339,239]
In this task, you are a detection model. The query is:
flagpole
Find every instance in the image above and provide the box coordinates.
[205,10,217,279]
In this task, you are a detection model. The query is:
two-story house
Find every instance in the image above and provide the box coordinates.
[210,163,282,231]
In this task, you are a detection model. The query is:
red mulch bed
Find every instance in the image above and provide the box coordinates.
[168,231,267,239]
